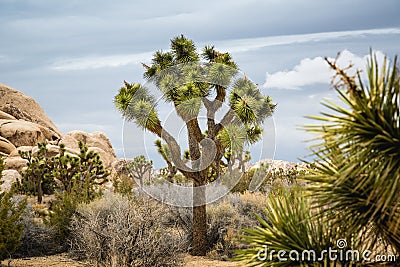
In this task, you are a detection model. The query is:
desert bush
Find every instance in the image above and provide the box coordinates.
[230,168,255,193]
[113,173,135,196]
[14,208,63,257]
[46,180,102,244]
[206,192,269,259]
[0,190,27,260]
[69,193,186,267]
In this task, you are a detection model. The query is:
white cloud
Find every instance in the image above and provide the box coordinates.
[51,52,153,71]
[50,28,399,72]
[264,49,387,89]
[215,27,400,53]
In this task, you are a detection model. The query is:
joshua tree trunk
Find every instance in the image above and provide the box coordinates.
[37,180,43,204]
[192,173,207,256]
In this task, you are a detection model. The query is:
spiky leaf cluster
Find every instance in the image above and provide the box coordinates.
[304,53,400,252]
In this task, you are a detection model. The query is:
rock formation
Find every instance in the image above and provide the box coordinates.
[0,83,62,138]
[0,83,118,191]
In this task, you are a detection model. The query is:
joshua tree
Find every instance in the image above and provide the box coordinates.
[127,155,153,188]
[19,143,53,203]
[18,142,110,203]
[114,35,275,255]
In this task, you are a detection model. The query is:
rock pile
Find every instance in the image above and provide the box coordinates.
[0,83,117,191]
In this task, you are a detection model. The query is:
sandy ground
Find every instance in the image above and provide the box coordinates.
[1,254,242,267]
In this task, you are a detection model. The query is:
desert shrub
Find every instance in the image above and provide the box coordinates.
[69,193,186,267]
[14,208,63,257]
[230,168,255,193]
[206,192,269,259]
[0,191,27,260]
[46,180,102,244]
[113,173,135,196]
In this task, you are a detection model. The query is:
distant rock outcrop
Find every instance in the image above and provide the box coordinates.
[0,83,118,191]
[0,83,62,138]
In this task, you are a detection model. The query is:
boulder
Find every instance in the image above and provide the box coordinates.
[0,120,46,147]
[0,136,16,155]
[88,147,115,169]
[62,130,117,169]
[64,131,117,158]
[4,156,28,173]
[0,83,62,137]
[0,170,21,193]
[0,110,16,120]
[0,84,118,175]
[9,146,34,158]
[59,134,80,151]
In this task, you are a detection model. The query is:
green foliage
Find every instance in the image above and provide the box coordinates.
[304,53,400,253]
[0,189,27,260]
[46,180,102,243]
[17,142,110,204]
[14,141,111,243]
[114,35,275,180]
[235,187,357,266]
[113,174,135,196]
[52,142,110,196]
[18,143,56,203]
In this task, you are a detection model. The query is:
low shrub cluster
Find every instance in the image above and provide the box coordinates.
[69,193,187,267]
[14,208,63,257]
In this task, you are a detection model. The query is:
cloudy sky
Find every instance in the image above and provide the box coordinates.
[1,0,399,166]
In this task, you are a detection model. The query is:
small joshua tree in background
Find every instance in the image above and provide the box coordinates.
[19,143,55,204]
[18,141,110,203]
[52,142,110,197]
[127,155,153,188]
[154,139,177,181]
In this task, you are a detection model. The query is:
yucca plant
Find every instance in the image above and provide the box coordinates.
[235,186,359,266]
[304,52,400,256]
